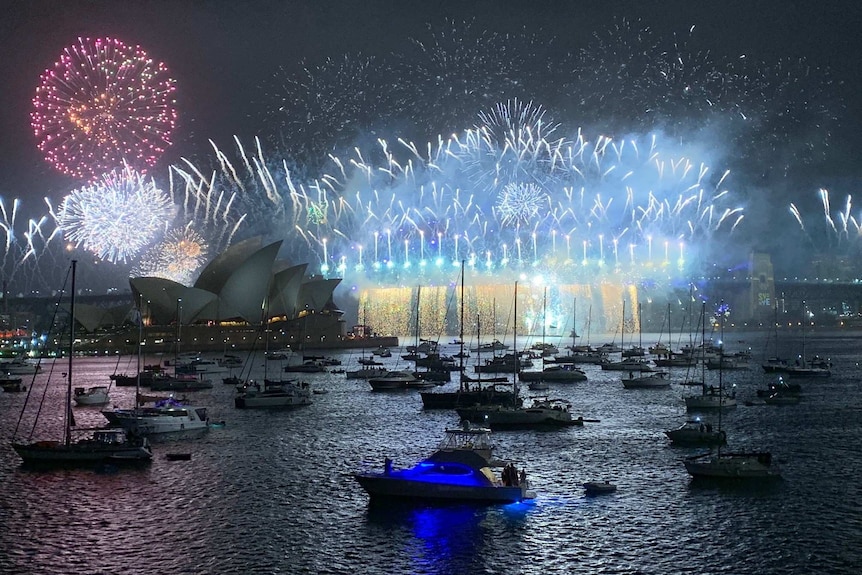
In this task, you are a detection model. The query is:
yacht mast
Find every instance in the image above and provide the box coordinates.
[65,260,77,448]
[459,260,465,391]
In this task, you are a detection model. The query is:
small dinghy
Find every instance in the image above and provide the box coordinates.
[165,453,192,461]
[583,481,617,495]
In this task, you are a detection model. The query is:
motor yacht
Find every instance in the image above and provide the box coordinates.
[354,423,534,504]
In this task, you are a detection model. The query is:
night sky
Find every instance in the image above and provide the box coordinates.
[0,0,861,287]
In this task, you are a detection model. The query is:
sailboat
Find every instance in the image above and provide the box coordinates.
[602,300,653,372]
[684,301,780,480]
[761,301,789,373]
[520,288,586,386]
[420,262,516,409]
[783,301,832,378]
[456,282,591,429]
[236,300,314,408]
[684,303,737,410]
[11,260,153,466]
[101,296,211,439]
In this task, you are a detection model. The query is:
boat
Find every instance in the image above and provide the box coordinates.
[73,385,110,406]
[456,397,590,429]
[583,481,617,495]
[622,370,671,389]
[685,384,738,411]
[756,376,801,397]
[653,353,697,368]
[684,300,781,482]
[346,366,389,379]
[165,452,192,461]
[0,357,41,374]
[283,360,328,373]
[761,302,790,373]
[175,358,228,375]
[354,422,534,504]
[475,353,532,373]
[519,364,588,382]
[600,357,655,371]
[148,372,214,392]
[102,396,210,439]
[10,260,153,467]
[665,419,726,446]
[420,266,518,409]
[265,348,292,361]
[684,303,737,411]
[111,364,165,387]
[706,353,750,370]
[470,339,509,353]
[371,346,391,357]
[784,356,832,378]
[0,375,25,393]
[217,354,244,368]
[234,379,312,409]
[684,450,781,480]
[368,370,419,391]
[519,289,587,385]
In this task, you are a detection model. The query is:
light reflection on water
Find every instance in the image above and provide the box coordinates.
[0,330,861,574]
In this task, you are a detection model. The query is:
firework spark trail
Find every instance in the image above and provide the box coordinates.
[820,188,838,235]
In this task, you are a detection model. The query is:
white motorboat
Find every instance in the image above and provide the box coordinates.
[456,397,590,430]
[73,385,110,406]
[706,353,750,370]
[519,364,588,382]
[175,358,228,375]
[622,371,670,389]
[235,379,312,409]
[102,397,210,439]
[368,370,418,391]
[346,367,389,379]
[600,358,655,371]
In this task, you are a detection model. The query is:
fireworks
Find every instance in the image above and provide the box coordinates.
[55,164,174,263]
[0,197,65,295]
[31,37,177,180]
[179,108,743,291]
[496,183,548,227]
[134,225,209,285]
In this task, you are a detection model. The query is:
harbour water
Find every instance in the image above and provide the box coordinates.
[1,330,860,574]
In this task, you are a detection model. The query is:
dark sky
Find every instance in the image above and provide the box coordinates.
[1,0,860,206]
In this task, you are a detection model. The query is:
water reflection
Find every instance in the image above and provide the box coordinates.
[365,502,528,574]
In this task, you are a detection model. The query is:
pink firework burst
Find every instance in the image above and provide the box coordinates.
[31,37,177,181]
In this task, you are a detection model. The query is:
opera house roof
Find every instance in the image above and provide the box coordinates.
[130,237,340,326]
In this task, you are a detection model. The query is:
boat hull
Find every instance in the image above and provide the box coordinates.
[684,452,780,480]
[12,441,152,465]
[354,474,527,504]
[455,406,583,429]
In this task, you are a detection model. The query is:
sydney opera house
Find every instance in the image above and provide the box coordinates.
[77,237,396,354]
